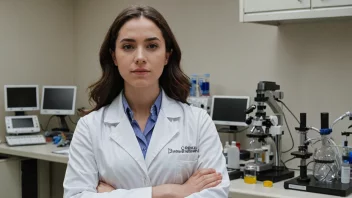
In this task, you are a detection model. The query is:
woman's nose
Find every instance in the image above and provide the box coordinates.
[135,47,146,65]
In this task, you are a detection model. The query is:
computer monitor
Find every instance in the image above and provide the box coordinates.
[41,86,77,115]
[211,95,250,127]
[4,85,39,115]
[41,86,77,132]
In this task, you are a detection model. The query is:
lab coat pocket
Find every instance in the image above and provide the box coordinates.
[175,153,198,184]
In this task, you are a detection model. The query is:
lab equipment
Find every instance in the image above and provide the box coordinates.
[313,113,338,182]
[341,160,350,184]
[6,135,46,146]
[41,86,77,132]
[4,85,39,115]
[245,81,294,182]
[228,141,240,169]
[211,95,250,129]
[285,112,352,197]
[244,163,257,184]
[5,115,40,134]
[288,113,313,183]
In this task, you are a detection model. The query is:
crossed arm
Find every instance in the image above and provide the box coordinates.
[97,168,222,198]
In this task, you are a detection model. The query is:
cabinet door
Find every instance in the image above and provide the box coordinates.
[312,0,352,8]
[244,0,311,13]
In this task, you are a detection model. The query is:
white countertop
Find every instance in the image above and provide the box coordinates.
[229,175,352,198]
[0,143,68,164]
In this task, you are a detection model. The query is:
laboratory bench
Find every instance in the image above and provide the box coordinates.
[229,173,352,198]
[1,144,351,198]
[0,143,68,198]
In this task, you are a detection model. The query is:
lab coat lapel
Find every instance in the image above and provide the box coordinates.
[145,91,181,169]
[105,93,148,176]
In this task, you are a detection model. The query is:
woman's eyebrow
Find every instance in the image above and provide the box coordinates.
[120,37,161,43]
[120,38,135,43]
[145,37,160,42]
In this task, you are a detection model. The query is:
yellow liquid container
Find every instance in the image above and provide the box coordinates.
[244,163,257,184]
[244,175,257,184]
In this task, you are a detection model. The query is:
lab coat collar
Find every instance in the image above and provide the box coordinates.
[103,89,182,124]
[104,89,182,175]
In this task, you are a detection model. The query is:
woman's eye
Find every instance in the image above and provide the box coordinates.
[147,44,158,49]
[122,44,134,50]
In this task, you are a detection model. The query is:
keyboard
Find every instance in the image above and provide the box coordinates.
[6,135,46,146]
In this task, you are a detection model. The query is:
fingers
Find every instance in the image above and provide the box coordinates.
[193,168,216,178]
[199,172,222,188]
[202,179,222,190]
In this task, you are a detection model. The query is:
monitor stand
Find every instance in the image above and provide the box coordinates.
[218,126,239,133]
[51,115,70,132]
[15,111,25,116]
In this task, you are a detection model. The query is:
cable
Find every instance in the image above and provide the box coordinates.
[276,99,300,124]
[41,115,55,131]
[68,116,78,125]
[282,111,295,153]
[284,157,296,164]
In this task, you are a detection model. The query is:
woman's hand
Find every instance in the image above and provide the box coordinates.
[181,168,222,194]
[152,168,222,198]
[97,181,115,193]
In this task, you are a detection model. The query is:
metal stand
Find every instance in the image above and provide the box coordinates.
[51,115,70,132]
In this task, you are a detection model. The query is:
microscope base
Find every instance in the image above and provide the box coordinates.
[227,168,243,180]
[284,175,352,197]
[257,168,294,183]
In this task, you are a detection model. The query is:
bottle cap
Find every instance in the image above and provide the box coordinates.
[263,180,273,187]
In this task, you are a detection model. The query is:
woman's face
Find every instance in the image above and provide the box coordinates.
[112,17,170,89]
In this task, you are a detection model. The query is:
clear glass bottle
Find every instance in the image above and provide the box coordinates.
[244,162,257,184]
[313,134,339,182]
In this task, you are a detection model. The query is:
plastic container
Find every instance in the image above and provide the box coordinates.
[190,75,197,97]
[228,141,240,169]
[198,76,204,96]
[341,160,350,184]
[313,134,339,182]
[223,141,230,165]
[244,163,257,184]
[202,74,210,96]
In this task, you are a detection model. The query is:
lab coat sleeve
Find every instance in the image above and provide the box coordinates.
[186,110,230,198]
[63,117,152,198]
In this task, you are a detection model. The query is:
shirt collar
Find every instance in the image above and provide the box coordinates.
[122,91,162,122]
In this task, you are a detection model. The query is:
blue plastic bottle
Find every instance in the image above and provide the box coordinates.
[202,74,210,96]
[190,74,197,96]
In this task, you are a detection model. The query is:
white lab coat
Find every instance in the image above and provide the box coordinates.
[63,90,230,198]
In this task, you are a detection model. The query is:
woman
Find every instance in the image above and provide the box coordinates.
[64,5,229,198]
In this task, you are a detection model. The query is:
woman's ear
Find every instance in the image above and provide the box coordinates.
[111,50,118,66]
[165,50,172,66]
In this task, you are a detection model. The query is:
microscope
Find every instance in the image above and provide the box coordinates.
[245,81,294,182]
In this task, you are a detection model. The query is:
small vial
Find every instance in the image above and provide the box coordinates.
[341,160,350,184]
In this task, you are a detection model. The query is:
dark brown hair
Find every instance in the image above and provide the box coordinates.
[88,5,190,112]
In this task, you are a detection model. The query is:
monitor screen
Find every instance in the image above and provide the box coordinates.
[5,85,39,111]
[43,88,74,110]
[211,96,249,126]
[41,86,76,115]
[12,118,34,128]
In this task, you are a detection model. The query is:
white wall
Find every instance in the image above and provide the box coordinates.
[73,0,352,168]
[0,0,75,140]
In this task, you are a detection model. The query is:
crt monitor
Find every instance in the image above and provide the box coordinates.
[4,85,39,114]
[211,95,250,127]
[41,86,77,115]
